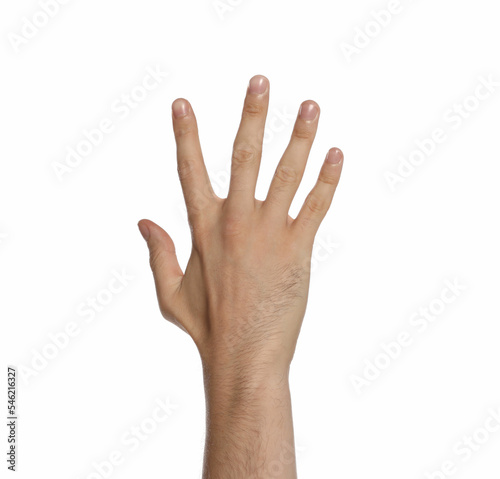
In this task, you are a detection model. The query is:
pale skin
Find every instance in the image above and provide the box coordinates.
[138,75,343,478]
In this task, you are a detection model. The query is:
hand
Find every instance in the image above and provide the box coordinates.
[138,75,343,478]
[138,74,343,372]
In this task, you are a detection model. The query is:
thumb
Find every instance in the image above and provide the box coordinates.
[138,219,183,297]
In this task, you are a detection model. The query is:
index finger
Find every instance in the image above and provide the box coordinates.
[172,98,216,220]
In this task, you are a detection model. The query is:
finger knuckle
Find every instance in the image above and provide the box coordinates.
[243,100,265,117]
[305,194,325,215]
[149,248,167,272]
[177,159,195,181]
[293,124,314,141]
[232,143,258,167]
[318,170,338,186]
[274,164,299,185]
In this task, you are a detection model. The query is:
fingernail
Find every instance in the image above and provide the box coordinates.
[325,148,343,165]
[299,101,319,121]
[248,75,268,95]
[172,99,189,119]
[138,222,150,241]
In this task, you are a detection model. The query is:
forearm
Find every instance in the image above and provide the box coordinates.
[202,362,297,479]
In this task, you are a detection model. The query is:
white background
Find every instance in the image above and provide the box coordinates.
[1,0,500,477]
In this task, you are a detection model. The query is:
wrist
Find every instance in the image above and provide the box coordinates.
[202,359,290,411]
[202,358,290,391]
[198,333,295,379]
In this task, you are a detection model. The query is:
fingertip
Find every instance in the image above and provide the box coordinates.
[138,220,150,242]
[138,220,178,253]
[299,100,320,121]
[325,147,343,165]
[172,98,190,119]
[248,75,269,95]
